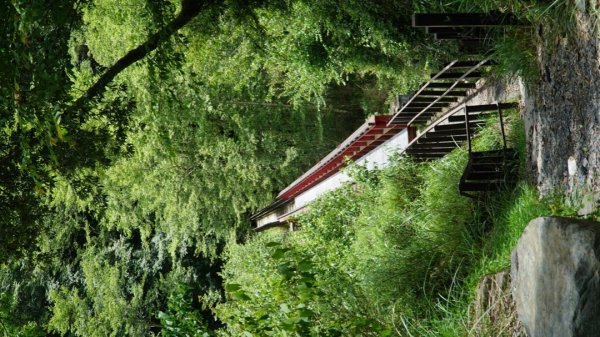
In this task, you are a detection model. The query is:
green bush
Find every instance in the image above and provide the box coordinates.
[217,188,388,336]
[217,149,478,334]
[217,110,553,336]
[158,284,213,337]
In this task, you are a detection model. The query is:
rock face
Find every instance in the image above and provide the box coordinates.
[525,1,600,202]
[511,217,600,337]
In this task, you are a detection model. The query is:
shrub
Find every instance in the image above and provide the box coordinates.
[217,111,552,336]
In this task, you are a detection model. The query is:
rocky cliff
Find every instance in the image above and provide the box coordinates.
[525,1,600,212]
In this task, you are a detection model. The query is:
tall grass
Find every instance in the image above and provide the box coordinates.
[444,0,575,28]
[428,0,579,83]
[404,181,556,337]
[336,109,537,334]
[397,110,583,336]
[219,111,580,335]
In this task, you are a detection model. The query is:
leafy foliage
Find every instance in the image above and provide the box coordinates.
[0,0,576,336]
[217,110,569,336]
[0,0,441,336]
[158,284,213,337]
[218,151,471,335]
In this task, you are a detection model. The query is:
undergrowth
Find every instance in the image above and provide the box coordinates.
[432,0,579,83]
[214,1,595,334]
[218,108,589,336]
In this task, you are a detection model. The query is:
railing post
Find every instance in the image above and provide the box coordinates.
[496,102,507,150]
[464,106,472,155]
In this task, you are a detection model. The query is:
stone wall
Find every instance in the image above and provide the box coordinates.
[468,76,523,107]
[524,0,600,207]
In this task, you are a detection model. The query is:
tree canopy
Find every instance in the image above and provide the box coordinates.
[0,0,453,335]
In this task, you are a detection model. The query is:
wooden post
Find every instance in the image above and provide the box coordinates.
[496,102,508,150]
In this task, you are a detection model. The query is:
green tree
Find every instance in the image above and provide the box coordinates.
[0,0,448,335]
[73,0,223,107]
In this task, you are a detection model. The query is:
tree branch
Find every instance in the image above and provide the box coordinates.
[73,0,220,108]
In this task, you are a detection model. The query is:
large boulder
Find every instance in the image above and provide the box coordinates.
[511,216,600,337]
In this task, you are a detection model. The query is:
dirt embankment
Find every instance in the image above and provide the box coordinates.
[525,1,600,208]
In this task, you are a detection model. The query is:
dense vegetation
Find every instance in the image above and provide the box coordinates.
[218,113,589,336]
[0,0,587,336]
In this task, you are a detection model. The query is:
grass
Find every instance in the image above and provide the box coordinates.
[411,179,591,336]
[445,0,575,29]
[401,107,598,336]
[427,0,580,84]
[221,108,594,336]
[492,33,539,84]
[345,109,529,332]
